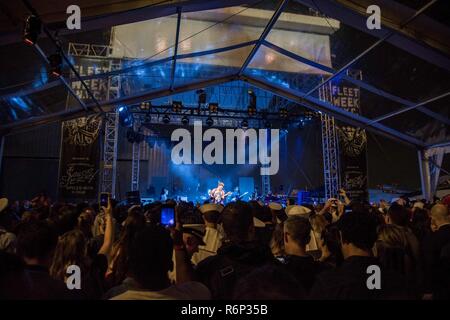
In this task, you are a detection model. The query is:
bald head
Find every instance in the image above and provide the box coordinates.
[431,204,450,228]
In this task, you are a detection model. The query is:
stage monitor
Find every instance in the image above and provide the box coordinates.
[126,191,141,205]
[239,177,254,201]
[297,190,312,204]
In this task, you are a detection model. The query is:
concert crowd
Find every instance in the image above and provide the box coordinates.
[0,190,449,300]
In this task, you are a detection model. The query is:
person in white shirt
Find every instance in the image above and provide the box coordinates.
[191,203,224,265]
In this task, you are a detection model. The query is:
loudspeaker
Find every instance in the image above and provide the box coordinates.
[126,191,141,205]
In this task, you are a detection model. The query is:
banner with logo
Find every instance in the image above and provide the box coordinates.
[58,115,102,199]
[58,55,110,200]
[330,78,369,202]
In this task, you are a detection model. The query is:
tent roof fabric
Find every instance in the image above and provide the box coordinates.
[0,0,448,149]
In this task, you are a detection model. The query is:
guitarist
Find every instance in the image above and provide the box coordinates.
[209,181,231,204]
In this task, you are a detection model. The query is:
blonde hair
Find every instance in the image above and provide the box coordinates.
[270,222,285,257]
[377,224,409,249]
[309,214,328,234]
[50,230,87,281]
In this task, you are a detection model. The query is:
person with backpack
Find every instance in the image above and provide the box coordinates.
[195,201,274,299]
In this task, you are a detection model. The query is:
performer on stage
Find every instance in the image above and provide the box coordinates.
[209,181,231,204]
[160,187,169,201]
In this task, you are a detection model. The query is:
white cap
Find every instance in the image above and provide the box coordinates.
[269,202,282,211]
[286,205,311,217]
[0,198,8,213]
[127,205,141,214]
[199,203,224,214]
[413,201,424,209]
[253,217,266,228]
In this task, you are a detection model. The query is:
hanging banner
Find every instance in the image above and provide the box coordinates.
[58,54,110,200]
[331,77,369,202]
[58,115,102,199]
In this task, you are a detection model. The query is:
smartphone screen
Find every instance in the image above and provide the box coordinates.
[100,193,109,208]
[161,207,175,226]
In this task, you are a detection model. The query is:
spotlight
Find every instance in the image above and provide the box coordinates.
[247,90,257,117]
[48,52,62,77]
[140,101,151,111]
[196,89,206,105]
[172,101,183,113]
[279,107,288,119]
[142,113,152,129]
[23,15,41,46]
[241,119,249,130]
[181,115,189,125]
[248,89,256,108]
[205,116,214,127]
[118,106,133,128]
[208,102,218,113]
[126,128,144,144]
[162,114,171,124]
[298,119,305,129]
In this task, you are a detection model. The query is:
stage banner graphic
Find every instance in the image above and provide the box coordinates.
[330,77,369,202]
[58,116,102,199]
[58,55,110,200]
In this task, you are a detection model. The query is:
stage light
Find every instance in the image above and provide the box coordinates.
[248,89,256,108]
[196,89,206,105]
[140,101,151,111]
[247,90,257,117]
[241,119,249,129]
[23,15,41,46]
[181,115,189,125]
[205,116,214,127]
[118,106,133,128]
[48,52,62,77]
[279,107,288,119]
[298,119,305,129]
[142,112,152,129]
[126,128,144,144]
[172,101,183,113]
[162,114,171,124]
[208,102,218,114]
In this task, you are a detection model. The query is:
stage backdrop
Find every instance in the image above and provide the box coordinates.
[57,56,110,201]
[330,75,369,202]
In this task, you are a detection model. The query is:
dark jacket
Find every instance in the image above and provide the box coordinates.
[195,241,274,299]
[279,254,326,293]
[309,256,410,300]
[422,224,450,299]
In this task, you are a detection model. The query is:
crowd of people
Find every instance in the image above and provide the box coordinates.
[0,190,449,300]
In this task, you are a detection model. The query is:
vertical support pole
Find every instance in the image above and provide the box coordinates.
[418,149,432,201]
[131,115,142,192]
[0,136,4,181]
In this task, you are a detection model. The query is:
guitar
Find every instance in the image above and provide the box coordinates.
[230,191,249,202]
[210,190,232,204]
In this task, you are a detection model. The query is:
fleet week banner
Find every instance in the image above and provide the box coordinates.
[58,56,110,200]
[330,78,369,202]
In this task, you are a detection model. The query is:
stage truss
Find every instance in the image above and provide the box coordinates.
[319,82,341,199]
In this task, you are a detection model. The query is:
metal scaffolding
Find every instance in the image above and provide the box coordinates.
[101,109,119,197]
[260,128,271,196]
[319,82,341,199]
[101,50,122,197]
[131,115,142,192]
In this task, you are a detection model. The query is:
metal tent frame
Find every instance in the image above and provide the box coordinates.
[0,0,449,200]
